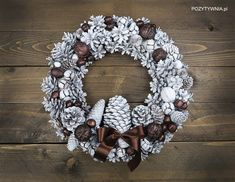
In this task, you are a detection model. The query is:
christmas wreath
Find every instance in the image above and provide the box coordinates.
[41,15,193,171]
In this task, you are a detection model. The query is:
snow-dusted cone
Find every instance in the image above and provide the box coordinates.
[170,111,189,125]
[104,95,131,133]
[132,105,152,126]
[67,133,78,151]
[150,104,165,122]
[87,99,105,128]
[183,76,193,90]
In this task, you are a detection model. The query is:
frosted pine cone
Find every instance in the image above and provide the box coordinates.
[67,133,78,151]
[87,99,105,128]
[170,111,189,125]
[61,106,85,131]
[103,95,131,133]
[150,104,165,122]
[162,102,175,115]
[183,76,193,90]
[132,105,152,126]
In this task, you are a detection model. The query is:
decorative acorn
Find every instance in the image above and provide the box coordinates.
[74,41,90,57]
[65,100,73,108]
[168,122,177,133]
[51,67,64,78]
[87,99,105,128]
[152,48,167,62]
[146,122,163,142]
[104,16,116,31]
[51,90,60,99]
[74,124,91,142]
[139,23,156,39]
[86,119,96,128]
[74,100,82,107]
[136,20,144,27]
[163,115,171,124]
[81,22,90,32]
[174,99,188,110]
[76,57,86,67]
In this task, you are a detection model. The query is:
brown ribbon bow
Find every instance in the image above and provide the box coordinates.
[94,125,145,171]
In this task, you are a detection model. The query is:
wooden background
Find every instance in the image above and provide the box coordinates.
[0,0,234,181]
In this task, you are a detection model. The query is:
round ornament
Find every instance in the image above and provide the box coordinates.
[41,15,193,171]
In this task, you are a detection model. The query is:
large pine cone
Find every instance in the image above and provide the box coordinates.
[103,95,131,133]
[132,105,152,126]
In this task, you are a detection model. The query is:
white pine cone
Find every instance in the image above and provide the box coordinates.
[103,95,131,133]
[183,76,193,90]
[141,138,153,153]
[67,133,78,151]
[150,104,165,123]
[170,111,189,125]
[162,102,175,115]
[61,106,85,131]
[151,142,163,154]
[87,99,105,128]
[132,105,152,126]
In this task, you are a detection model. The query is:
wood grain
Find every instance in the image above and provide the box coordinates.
[0,103,234,143]
[0,66,234,103]
[0,0,234,181]
[0,31,234,67]
[0,142,234,182]
[0,0,234,31]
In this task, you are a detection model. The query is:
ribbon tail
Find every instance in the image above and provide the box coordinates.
[94,142,113,162]
[127,151,141,171]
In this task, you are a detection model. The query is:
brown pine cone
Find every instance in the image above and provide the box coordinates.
[75,124,92,142]
[139,23,156,39]
[74,41,90,57]
[146,122,163,142]
[152,48,167,62]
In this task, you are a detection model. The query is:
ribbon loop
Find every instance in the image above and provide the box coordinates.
[94,125,145,171]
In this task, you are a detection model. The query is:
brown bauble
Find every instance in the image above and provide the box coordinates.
[74,41,90,57]
[139,23,156,39]
[163,115,171,124]
[152,48,167,62]
[81,23,90,32]
[168,123,177,133]
[75,124,92,142]
[51,67,64,78]
[136,20,144,27]
[146,122,163,142]
[65,100,73,108]
[86,119,96,128]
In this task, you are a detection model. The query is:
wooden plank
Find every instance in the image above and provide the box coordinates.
[0,142,234,182]
[0,31,234,67]
[0,0,234,31]
[0,103,234,143]
[0,66,234,103]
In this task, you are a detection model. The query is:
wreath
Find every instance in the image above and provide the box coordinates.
[41,15,193,171]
